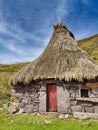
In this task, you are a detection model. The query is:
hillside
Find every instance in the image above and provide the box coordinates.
[78,34,98,64]
[0,34,98,105]
[0,62,29,105]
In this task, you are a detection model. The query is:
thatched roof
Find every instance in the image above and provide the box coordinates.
[10,23,98,85]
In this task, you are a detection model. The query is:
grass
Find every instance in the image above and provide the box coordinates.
[0,110,98,130]
[78,34,98,64]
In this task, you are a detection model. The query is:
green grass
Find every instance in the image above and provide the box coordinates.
[78,34,98,64]
[0,110,98,130]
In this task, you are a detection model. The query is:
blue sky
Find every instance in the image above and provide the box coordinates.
[0,0,98,64]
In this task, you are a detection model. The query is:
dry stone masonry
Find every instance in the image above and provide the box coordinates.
[9,80,98,114]
[9,82,40,114]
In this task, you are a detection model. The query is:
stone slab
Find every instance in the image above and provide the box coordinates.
[70,101,77,106]
[94,106,98,113]
[71,105,82,112]
[85,106,94,113]
[74,112,98,119]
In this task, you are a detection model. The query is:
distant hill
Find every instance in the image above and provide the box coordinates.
[0,34,98,105]
[0,62,29,104]
[78,34,98,64]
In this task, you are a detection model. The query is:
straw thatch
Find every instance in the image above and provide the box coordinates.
[10,23,98,85]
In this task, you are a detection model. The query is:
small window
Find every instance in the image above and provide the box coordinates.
[81,89,88,97]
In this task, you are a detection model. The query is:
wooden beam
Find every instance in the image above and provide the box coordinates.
[76,98,98,103]
[86,82,98,88]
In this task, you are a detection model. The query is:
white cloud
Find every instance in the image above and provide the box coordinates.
[0,10,49,64]
[0,37,43,57]
[0,21,42,44]
[42,37,50,46]
[56,0,68,22]
[0,10,45,44]
[0,53,31,64]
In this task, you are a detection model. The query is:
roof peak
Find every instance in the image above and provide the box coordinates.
[53,22,75,39]
[53,22,68,30]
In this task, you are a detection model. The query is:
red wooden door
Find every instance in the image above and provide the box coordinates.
[47,84,57,112]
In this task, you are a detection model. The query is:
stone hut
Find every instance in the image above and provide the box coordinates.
[9,23,98,114]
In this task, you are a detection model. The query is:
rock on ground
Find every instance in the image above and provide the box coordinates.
[74,112,98,119]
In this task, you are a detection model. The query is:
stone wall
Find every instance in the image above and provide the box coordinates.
[10,80,71,114]
[9,80,98,114]
[69,83,98,113]
[39,84,47,112]
[57,85,70,113]
[69,83,82,113]
[10,82,40,114]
